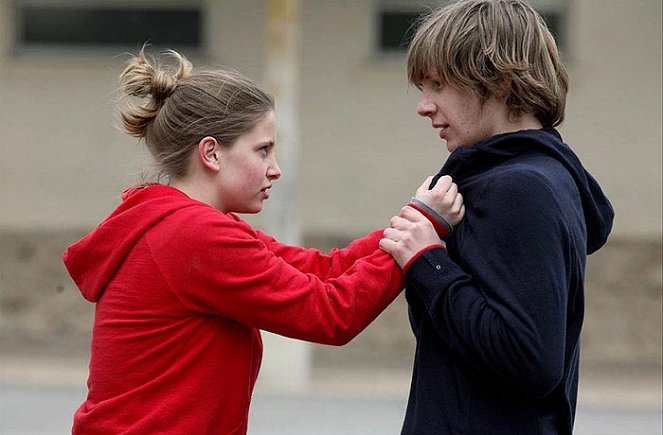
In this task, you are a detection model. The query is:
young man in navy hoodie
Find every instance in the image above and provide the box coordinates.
[380,0,614,433]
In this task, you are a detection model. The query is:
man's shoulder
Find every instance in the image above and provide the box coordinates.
[475,160,569,214]
[490,153,571,188]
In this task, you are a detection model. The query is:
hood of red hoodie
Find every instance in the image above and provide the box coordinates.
[62,184,203,302]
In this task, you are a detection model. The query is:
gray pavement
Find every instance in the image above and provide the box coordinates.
[1,384,661,435]
[1,355,661,434]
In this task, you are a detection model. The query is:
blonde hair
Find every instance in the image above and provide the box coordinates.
[407,0,568,127]
[118,48,275,180]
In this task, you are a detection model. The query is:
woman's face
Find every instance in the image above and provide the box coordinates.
[216,111,281,214]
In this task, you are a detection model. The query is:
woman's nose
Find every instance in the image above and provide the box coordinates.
[267,158,281,180]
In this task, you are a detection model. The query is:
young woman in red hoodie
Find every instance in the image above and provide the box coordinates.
[63,49,464,434]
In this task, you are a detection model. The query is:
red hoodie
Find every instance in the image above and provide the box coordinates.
[62,184,404,434]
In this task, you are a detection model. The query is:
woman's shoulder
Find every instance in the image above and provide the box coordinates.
[121,184,259,244]
[164,201,257,239]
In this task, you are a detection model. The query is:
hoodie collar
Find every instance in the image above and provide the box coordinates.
[437,128,614,254]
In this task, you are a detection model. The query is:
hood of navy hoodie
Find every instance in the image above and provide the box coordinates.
[433,128,614,254]
[62,184,201,303]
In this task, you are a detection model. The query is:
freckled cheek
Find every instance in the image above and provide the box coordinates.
[235,161,266,190]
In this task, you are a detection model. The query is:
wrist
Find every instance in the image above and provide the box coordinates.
[408,198,453,239]
[402,243,445,274]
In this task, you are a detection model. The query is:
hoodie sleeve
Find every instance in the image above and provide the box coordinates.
[406,170,577,398]
[254,229,383,280]
[147,208,403,346]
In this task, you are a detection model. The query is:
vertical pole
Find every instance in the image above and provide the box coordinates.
[260,0,311,392]
[0,0,12,60]
[264,0,301,247]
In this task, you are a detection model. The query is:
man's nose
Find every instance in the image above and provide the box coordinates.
[416,100,436,117]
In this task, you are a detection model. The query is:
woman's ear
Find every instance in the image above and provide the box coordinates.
[198,136,221,172]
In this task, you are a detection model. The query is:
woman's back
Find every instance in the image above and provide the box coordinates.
[69,186,261,434]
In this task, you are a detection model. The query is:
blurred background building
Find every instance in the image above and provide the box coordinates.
[0,0,661,400]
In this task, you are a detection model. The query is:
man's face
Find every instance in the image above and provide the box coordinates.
[415,75,506,153]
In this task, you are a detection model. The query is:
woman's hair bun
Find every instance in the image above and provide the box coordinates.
[118,48,193,138]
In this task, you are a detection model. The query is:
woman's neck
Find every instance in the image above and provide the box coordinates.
[170,176,220,210]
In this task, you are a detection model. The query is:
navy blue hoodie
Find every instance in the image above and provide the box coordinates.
[401,129,614,434]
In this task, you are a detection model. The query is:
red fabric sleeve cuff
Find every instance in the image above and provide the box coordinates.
[402,243,446,275]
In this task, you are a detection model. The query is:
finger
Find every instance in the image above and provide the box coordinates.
[415,176,435,196]
[400,205,426,222]
[392,215,414,230]
[379,237,397,254]
[434,175,453,192]
[452,192,464,212]
[446,183,458,197]
[383,227,399,240]
[458,204,466,221]
[446,194,464,226]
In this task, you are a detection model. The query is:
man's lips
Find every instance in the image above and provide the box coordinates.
[434,124,449,139]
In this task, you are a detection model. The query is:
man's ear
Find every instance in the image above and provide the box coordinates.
[496,76,512,100]
[198,136,221,171]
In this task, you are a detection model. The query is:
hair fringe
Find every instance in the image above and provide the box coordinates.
[407,0,568,127]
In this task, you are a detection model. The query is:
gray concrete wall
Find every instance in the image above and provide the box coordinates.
[564,0,662,239]
[1,231,660,370]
